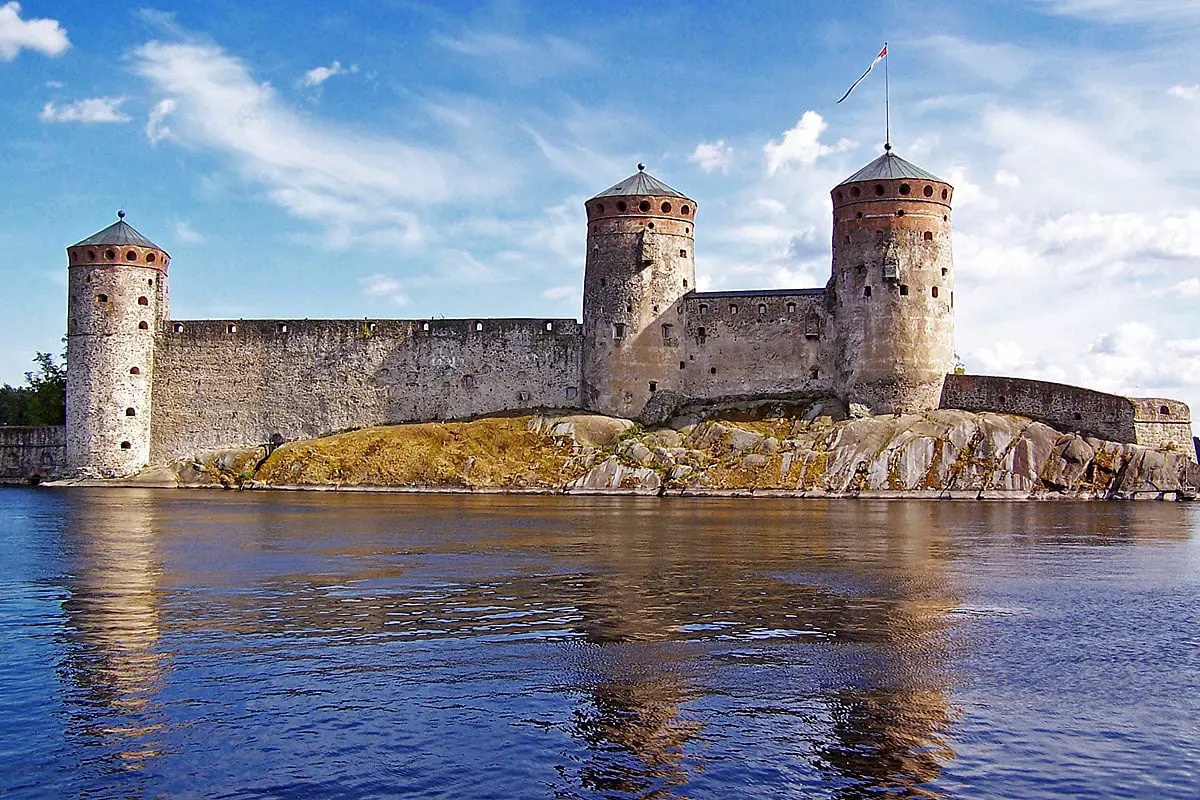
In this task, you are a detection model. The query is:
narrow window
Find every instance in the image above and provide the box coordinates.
[697,326,706,343]
[518,390,530,402]
[278,323,289,333]
[931,286,939,298]
[120,441,131,450]
[787,302,796,313]
[844,235,851,244]
[899,285,909,296]
[600,278,606,288]
[729,304,738,315]
[463,375,475,389]
[227,324,237,333]
[129,367,140,375]
[125,407,136,417]
[679,361,686,369]
[138,321,149,330]
[173,323,184,333]
[97,294,108,303]
[1073,412,1083,421]
[942,189,949,200]
[699,303,708,315]
[924,231,933,241]
[757,303,766,315]
[626,303,632,313]
[683,279,688,288]
[680,249,687,258]
[942,267,948,276]
[422,322,430,331]
[810,366,820,380]
[863,286,872,298]
[368,322,377,332]
[138,296,149,306]
[474,321,483,332]
[565,386,578,399]
[613,322,626,339]
[649,381,657,392]
[661,323,673,341]
[710,367,717,375]
[545,321,553,332]
[1160,405,1171,416]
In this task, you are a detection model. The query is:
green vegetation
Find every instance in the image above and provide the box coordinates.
[0,351,66,426]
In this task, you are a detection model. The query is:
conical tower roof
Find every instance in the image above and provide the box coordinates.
[837,150,945,186]
[71,212,164,250]
[591,165,691,200]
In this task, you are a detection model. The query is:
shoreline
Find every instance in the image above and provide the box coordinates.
[17,477,1193,502]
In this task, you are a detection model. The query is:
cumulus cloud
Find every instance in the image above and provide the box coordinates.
[172,220,204,244]
[0,2,68,61]
[300,60,357,88]
[689,140,733,173]
[359,274,409,306]
[764,111,855,174]
[145,98,175,144]
[1169,83,1200,100]
[39,96,131,124]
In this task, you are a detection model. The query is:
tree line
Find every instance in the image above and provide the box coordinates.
[0,351,66,426]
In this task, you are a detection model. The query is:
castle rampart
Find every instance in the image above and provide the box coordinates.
[0,426,65,483]
[149,317,582,464]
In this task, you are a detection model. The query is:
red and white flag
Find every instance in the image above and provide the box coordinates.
[837,43,887,104]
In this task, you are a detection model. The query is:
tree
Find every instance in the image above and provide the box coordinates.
[0,350,66,426]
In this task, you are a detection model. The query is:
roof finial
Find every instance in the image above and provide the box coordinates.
[637,162,645,172]
[883,142,892,152]
[117,209,126,220]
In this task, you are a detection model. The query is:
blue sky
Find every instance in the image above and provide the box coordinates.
[4,0,1200,410]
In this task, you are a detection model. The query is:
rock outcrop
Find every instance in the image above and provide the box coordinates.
[88,402,1199,499]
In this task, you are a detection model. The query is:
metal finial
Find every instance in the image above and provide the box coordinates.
[637,162,645,172]
[117,209,126,220]
[883,142,892,152]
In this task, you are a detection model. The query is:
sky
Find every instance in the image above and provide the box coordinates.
[3,0,1200,411]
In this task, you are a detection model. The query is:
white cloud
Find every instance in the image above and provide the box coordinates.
[1169,83,1200,100]
[145,98,175,144]
[1033,0,1200,24]
[994,169,1021,187]
[300,60,357,88]
[131,39,504,249]
[764,111,855,175]
[1174,277,1200,297]
[689,140,733,173]
[434,30,588,82]
[172,220,204,244]
[39,96,131,124]
[359,274,409,306]
[541,285,581,307]
[0,2,68,61]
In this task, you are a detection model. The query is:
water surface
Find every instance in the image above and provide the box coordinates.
[1,488,1197,798]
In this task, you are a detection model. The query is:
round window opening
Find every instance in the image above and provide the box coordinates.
[616,201,627,212]
[924,185,934,197]
[104,249,115,260]
[86,250,96,261]
[681,205,690,215]
[942,189,949,200]
[874,185,885,196]
[639,200,651,212]
[596,203,605,214]
[661,201,672,213]
[851,187,861,198]
[146,253,156,264]
[126,250,137,261]
[899,184,911,195]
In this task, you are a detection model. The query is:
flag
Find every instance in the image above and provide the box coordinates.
[836,44,887,104]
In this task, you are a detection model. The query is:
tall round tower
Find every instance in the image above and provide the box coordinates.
[581,166,697,419]
[65,212,170,477]
[831,148,955,413]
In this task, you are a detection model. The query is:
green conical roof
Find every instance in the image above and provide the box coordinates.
[591,166,690,200]
[837,150,945,186]
[71,213,163,250]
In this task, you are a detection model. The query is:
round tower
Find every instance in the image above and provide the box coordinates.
[581,165,697,419]
[831,148,955,413]
[65,212,170,477]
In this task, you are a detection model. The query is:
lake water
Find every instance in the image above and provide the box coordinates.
[0,488,1197,799]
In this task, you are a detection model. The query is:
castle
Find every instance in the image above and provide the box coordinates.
[3,147,1192,480]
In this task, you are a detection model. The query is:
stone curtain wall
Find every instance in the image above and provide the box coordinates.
[150,318,582,464]
[1129,398,1195,455]
[679,290,834,401]
[0,426,65,482]
[942,374,1196,458]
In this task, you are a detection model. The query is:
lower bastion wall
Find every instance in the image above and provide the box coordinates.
[678,290,835,402]
[0,426,65,482]
[150,318,583,464]
[941,374,1195,457]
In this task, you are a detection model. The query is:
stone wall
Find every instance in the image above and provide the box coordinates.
[941,374,1195,458]
[0,426,65,482]
[150,318,582,464]
[678,289,834,401]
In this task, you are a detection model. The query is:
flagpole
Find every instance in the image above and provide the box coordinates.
[884,41,890,150]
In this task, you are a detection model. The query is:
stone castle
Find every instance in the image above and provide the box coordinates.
[2,147,1193,480]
